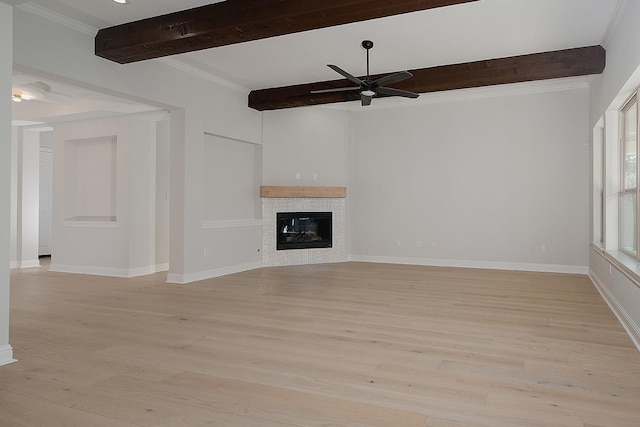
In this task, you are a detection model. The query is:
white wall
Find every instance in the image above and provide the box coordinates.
[588,0,640,350]
[262,108,349,186]
[348,87,590,273]
[9,126,18,269]
[173,131,263,283]
[0,0,15,366]
[17,128,41,268]
[589,0,640,127]
[155,120,170,268]
[38,137,53,256]
[260,107,350,270]
[127,119,157,272]
[13,6,263,283]
[203,133,261,221]
[50,117,160,277]
[11,128,54,268]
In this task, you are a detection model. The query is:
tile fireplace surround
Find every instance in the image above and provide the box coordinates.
[261,186,346,267]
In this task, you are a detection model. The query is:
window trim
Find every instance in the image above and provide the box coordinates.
[619,92,639,259]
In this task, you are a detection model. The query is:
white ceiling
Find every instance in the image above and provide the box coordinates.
[9,0,621,122]
[11,72,164,124]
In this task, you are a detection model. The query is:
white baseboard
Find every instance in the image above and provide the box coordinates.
[589,269,640,352]
[154,263,169,273]
[166,261,263,284]
[17,260,40,269]
[0,345,16,367]
[49,263,168,278]
[9,261,18,269]
[347,255,589,275]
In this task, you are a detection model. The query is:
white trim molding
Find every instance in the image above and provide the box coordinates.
[589,269,640,352]
[0,345,16,367]
[16,260,40,269]
[161,58,249,94]
[348,255,589,275]
[154,263,169,273]
[49,263,167,278]
[325,77,590,112]
[166,261,263,284]
[61,219,117,228]
[17,4,97,36]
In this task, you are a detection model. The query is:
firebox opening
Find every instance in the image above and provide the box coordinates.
[277,212,332,250]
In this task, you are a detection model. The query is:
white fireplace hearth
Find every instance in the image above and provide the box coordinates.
[261,186,346,267]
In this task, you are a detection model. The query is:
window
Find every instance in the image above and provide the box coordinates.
[619,93,639,257]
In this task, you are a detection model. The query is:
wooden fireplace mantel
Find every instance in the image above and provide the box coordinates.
[260,186,346,198]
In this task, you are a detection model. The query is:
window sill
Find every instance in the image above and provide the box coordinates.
[595,245,640,290]
[591,241,605,254]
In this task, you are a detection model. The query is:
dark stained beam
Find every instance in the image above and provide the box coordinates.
[95,0,480,64]
[248,45,606,111]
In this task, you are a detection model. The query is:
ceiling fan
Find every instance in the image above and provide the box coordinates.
[312,40,420,106]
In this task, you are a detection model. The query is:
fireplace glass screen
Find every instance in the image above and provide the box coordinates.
[277,212,332,250]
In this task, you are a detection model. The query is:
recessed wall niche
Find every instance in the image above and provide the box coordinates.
[63,136,117,221]
[203,133,261,223]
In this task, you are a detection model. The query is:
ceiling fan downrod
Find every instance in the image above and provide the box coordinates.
[362,39,373,79]
[361,40,375,96]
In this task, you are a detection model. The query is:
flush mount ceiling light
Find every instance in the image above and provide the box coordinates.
[11,91,35,102]
[112,0,128,4]
[11,85,46,103]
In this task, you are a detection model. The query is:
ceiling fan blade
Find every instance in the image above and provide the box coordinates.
[376,86,420,99]
[311,86,360,94]
[361,93,373,106]
[328,64,363,86]
[372,71,413,87]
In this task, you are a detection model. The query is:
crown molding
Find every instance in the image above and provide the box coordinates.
[160,58,250,95]
[16,4,249,94]
[321,77,590,112]
[601,0,626,48]
[17,3,97,36]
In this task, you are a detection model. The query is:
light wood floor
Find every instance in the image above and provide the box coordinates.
[2,262,640,426]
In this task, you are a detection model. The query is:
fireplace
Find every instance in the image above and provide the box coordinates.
[277,212,332,250]
[262,187,345,266]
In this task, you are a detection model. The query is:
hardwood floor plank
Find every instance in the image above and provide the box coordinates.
[164,371,428,426]
[3,262,640,426]
[0,381,140,427]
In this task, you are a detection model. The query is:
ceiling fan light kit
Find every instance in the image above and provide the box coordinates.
[312,40,419,106]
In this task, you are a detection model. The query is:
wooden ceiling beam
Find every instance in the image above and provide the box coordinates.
[248,45,606,111]
[95,0,480,64]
